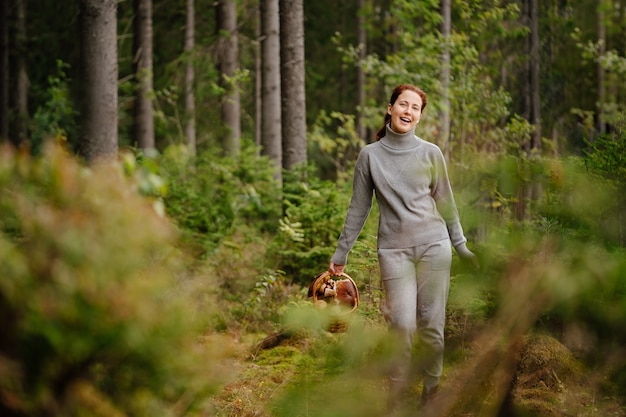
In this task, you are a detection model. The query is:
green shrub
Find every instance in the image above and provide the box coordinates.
[0,142,228,416]
[160,142,282,258]
[29,60,78,154]
[270,164,377,285]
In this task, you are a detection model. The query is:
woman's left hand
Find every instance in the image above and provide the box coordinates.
[456,245,480,270]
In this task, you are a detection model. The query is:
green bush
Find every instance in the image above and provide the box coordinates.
[159,142,282,258]
[29,61,78,154]
[0,142,228,416]
[270,164,377,285]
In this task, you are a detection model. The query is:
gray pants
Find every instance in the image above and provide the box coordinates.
[379,238,452,394]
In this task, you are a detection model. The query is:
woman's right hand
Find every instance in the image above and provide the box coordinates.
[329,261,345,275]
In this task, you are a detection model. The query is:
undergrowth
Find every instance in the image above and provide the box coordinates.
[2,133,626,416]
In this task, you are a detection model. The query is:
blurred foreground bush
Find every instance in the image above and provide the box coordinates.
[0,143,228,417]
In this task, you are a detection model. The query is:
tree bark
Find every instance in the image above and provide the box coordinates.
[15,0,28,146]
[0,0,8,142]
[184,0,196,155]
[522,0,531,153]
[133,0,155,152]
[529,0,541,151]
[597,1,606,136]
[217,0,241,157]
[260,0,282,181]
[356,0,367,141]
[440,0,451,160]
[254,4,262,151]
[280,0,306,170]
[79,0,118,163]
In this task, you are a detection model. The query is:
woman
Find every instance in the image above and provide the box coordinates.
[329,84,478,408]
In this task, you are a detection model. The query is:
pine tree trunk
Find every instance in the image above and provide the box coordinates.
[184,0,196,155]
[280,0,306,170]
[597,1,606,136]
[356,0,367,141]
[530,0,541,151]
[440,0,451,160]
[522,0,531,154]
[15,0,28,145]
[0,0,8,142]
[79,0,118,163]
[254,4,261,151]
[133,0,155,151]
[217,0,241,157]
[260,0,282,181]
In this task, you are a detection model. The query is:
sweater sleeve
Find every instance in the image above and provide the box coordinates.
[330,151,374,265]
[430,147,467,251]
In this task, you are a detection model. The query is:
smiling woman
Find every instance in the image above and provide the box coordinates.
[376,84,428,140]
[328,83,478,412]
[386,86,425,135]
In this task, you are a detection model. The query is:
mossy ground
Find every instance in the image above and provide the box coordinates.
[208,313,625,417]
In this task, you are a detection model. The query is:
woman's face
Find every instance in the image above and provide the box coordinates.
[387,90,423,134]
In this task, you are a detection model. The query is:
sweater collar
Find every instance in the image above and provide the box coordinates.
[379,124,419,150]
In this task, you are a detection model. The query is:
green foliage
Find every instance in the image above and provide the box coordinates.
[452,150,626,339]
[307,110,363,179]
[159,142,282,257]
[267,310,391,417]
[0,143,228,416]
[583,117,626,185]
[270,165,352,284]
[29,60,78,153]
[537,157,622,245]
[338,0,520,160]
[232,271,305,333]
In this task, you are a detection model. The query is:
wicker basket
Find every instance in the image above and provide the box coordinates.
[308,271,359,314]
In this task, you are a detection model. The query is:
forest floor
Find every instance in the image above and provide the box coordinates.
[207,312,626,417]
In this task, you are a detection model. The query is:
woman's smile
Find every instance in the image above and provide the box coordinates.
[388,90,422,134]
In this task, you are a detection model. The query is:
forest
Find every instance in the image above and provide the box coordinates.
[1,0,626,416]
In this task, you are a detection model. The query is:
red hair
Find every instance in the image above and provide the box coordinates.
[375,84,428,140]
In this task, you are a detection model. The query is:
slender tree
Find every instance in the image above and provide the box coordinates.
[78,0,118,162]
[0,0,8,142]
[133,0,155,151]
[529,0,541,151]
[597,0,607,136]
[217,0,241,156]
[15,0,28,145]
[184,0,196,154]
[279,0,306,170]
[255,5,262,150]
[356,0,367,141]
[440,0,451,160]
[260,0,282,180]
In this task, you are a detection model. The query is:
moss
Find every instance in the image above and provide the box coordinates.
[516,333,583,391]
[512,333,586,416]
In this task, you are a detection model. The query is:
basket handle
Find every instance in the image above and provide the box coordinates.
[309,271,359,313]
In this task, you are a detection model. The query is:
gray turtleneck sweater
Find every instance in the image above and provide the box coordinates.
[331,125,468,265]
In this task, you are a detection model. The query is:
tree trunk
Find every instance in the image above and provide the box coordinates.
[530,0,541,151]
[356,0,367,141]
[15,0,28,146]
[279,0,306,170]
[79,0,118,163]
[0,0,8,142]
[184,0,196,155]
[522,0,531,154]
[133,0,155,152]
[597,1,606,136]
[440,0,451,160]
[260,0,282,181]
[217,0,241,157]
[255,4,261,152]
